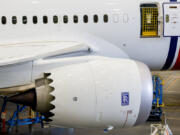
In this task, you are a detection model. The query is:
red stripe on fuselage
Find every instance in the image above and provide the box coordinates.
[172,49,180,70]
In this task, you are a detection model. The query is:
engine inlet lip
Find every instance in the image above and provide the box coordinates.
[134,61,153,126]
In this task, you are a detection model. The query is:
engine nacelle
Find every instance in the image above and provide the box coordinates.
[49,58,153,129]
[7,57,152,129]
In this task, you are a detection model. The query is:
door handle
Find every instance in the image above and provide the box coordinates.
[166,14,170,23]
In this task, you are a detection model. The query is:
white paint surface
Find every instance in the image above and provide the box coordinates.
[164,3,180,37]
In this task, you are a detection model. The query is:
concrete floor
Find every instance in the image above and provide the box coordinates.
[1,71,180,135]
[4,106,180,135]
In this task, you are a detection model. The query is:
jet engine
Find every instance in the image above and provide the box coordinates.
[8,57,153,129]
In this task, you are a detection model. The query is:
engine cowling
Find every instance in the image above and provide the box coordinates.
[49,58,153,129]
[8,57,153,129]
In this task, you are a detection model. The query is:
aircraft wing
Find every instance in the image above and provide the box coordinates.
[0,41,90,66]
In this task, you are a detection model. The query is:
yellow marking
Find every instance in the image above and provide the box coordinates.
[29,108,35,119]
[160,103,165,107]
[141,7,159,37]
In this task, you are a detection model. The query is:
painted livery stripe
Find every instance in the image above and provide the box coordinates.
[162,37,178,70]
[173,49,180,70]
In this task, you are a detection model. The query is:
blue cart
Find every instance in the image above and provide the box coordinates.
[148,75,164,121]
[0,96,44,133]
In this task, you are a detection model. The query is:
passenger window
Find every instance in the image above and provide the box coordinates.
[33,16,38,24]
[140,4,159,37]
[104,14,108,23]
[73,15,78,23]
[22,16,27,24]
[12,16,17,24]
[93,15,98,23]
[113,14,119,23]
[63,15,68,23]
[83,15,88,23]
[2,16,6,25]
[43,16,48,24]
[53,15,58,24]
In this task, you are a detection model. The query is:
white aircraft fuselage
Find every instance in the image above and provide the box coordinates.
[0,0,179,70]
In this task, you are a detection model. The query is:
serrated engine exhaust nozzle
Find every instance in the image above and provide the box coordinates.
[7,73,55,122]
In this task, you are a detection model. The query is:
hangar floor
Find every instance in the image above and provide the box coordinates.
[1,71,180,135]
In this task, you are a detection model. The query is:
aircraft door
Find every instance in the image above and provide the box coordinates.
[163,3,180,37]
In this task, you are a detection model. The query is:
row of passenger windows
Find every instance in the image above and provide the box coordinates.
[1,15,109,25]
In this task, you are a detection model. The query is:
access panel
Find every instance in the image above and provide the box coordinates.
[163,3,180,37]
[140,4,159,37]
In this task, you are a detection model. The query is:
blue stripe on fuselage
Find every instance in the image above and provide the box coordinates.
[162,37,178,70]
